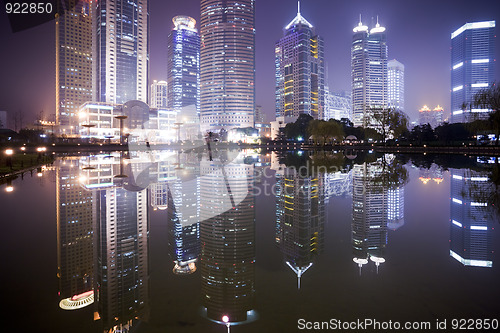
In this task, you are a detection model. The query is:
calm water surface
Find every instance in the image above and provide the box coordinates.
[1,149,499,332]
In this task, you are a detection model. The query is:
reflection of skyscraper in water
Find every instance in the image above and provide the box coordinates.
[79,154,150,331]
[450,169,493,267]
[387,186,404,231]
[199,154,255,323]
[167,159,201,275]
[275,166,325,288]
[57,158,95,310]
[352,162,388,274]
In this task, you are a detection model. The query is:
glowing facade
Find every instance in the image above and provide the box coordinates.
[451,21,496,123]
[351,18,388,127]
[200,0,255,133]
[56,0,93,132]
[93,0,149,104]
[167,16,200,116]
[275,2,324,121]
[388,59,404,112]
[150,80,168,108]
[418,105,444,128]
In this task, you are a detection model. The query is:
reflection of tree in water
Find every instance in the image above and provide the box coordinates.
[409,154,500,223]
[367,154,409,193]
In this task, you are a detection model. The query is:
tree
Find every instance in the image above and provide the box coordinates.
[365,107,409,143]
[308,119,344,145]
[282,113,313,141]
[472,82,500,145]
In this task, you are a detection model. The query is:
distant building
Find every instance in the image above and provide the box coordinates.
[388,59,405,112]
[352,17,388,127]
[275,2,324,122]
[255,105,265,123]
[150,80,168,109]
[78,101,178,142]
[167,16,200,116]
[451,21,496,123]
[56,1,92,132]
[324,89,351,121]
[419,105,444,128]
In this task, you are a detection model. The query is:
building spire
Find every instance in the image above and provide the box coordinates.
[298,1,301,14]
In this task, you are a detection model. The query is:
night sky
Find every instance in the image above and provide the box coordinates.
[0,0,499,126]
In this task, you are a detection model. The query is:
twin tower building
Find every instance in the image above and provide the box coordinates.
[56,0,400,138]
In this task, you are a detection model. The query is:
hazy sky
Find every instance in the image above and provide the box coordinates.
[0,0,499,126]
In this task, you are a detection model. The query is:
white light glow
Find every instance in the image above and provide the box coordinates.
[452,62,463,70]
[471,177,488,181]
[452,175,463,180]
[450,250,492,267]
[452,198,463,204]
[451,21,495,39]
[452,220,463,227]
[471,83,489,88]
[470,226,488,230]
[453,110,463,115]
[471,59,490,64]
[471,202,487,206]
[453,85,463,92]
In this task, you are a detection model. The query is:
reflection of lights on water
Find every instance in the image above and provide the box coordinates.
[5,186,14,192]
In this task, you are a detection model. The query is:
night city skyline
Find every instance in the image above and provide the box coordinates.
[0,0,499,126]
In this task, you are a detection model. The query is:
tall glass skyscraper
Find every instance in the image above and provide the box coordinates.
[93,0,149,104]
[388,59,405,112]
[56,0,93,132]
[275,2,324,121]
[451,21,496,123]
[351,17,388,127]
[167,16,200,116]
[200,0,255,134]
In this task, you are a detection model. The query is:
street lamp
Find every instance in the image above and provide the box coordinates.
[222,315,230,333]
[5,149,14,170]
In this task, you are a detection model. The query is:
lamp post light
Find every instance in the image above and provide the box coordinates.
[114,115,128,144]
[222,315,230,333]
[5,149,14,170]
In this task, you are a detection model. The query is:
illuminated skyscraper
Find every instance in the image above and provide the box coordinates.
[150,80,168,109]
[275,2,324,121]
[418,105,444,128]
[167,16,200,116]
[93,0,149,104]
[388,59,404,112]
[351,17,388,127]
[56,0,92,132]
[200,0,255,133]
[451,21,496,123]
[449,169,493,267]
